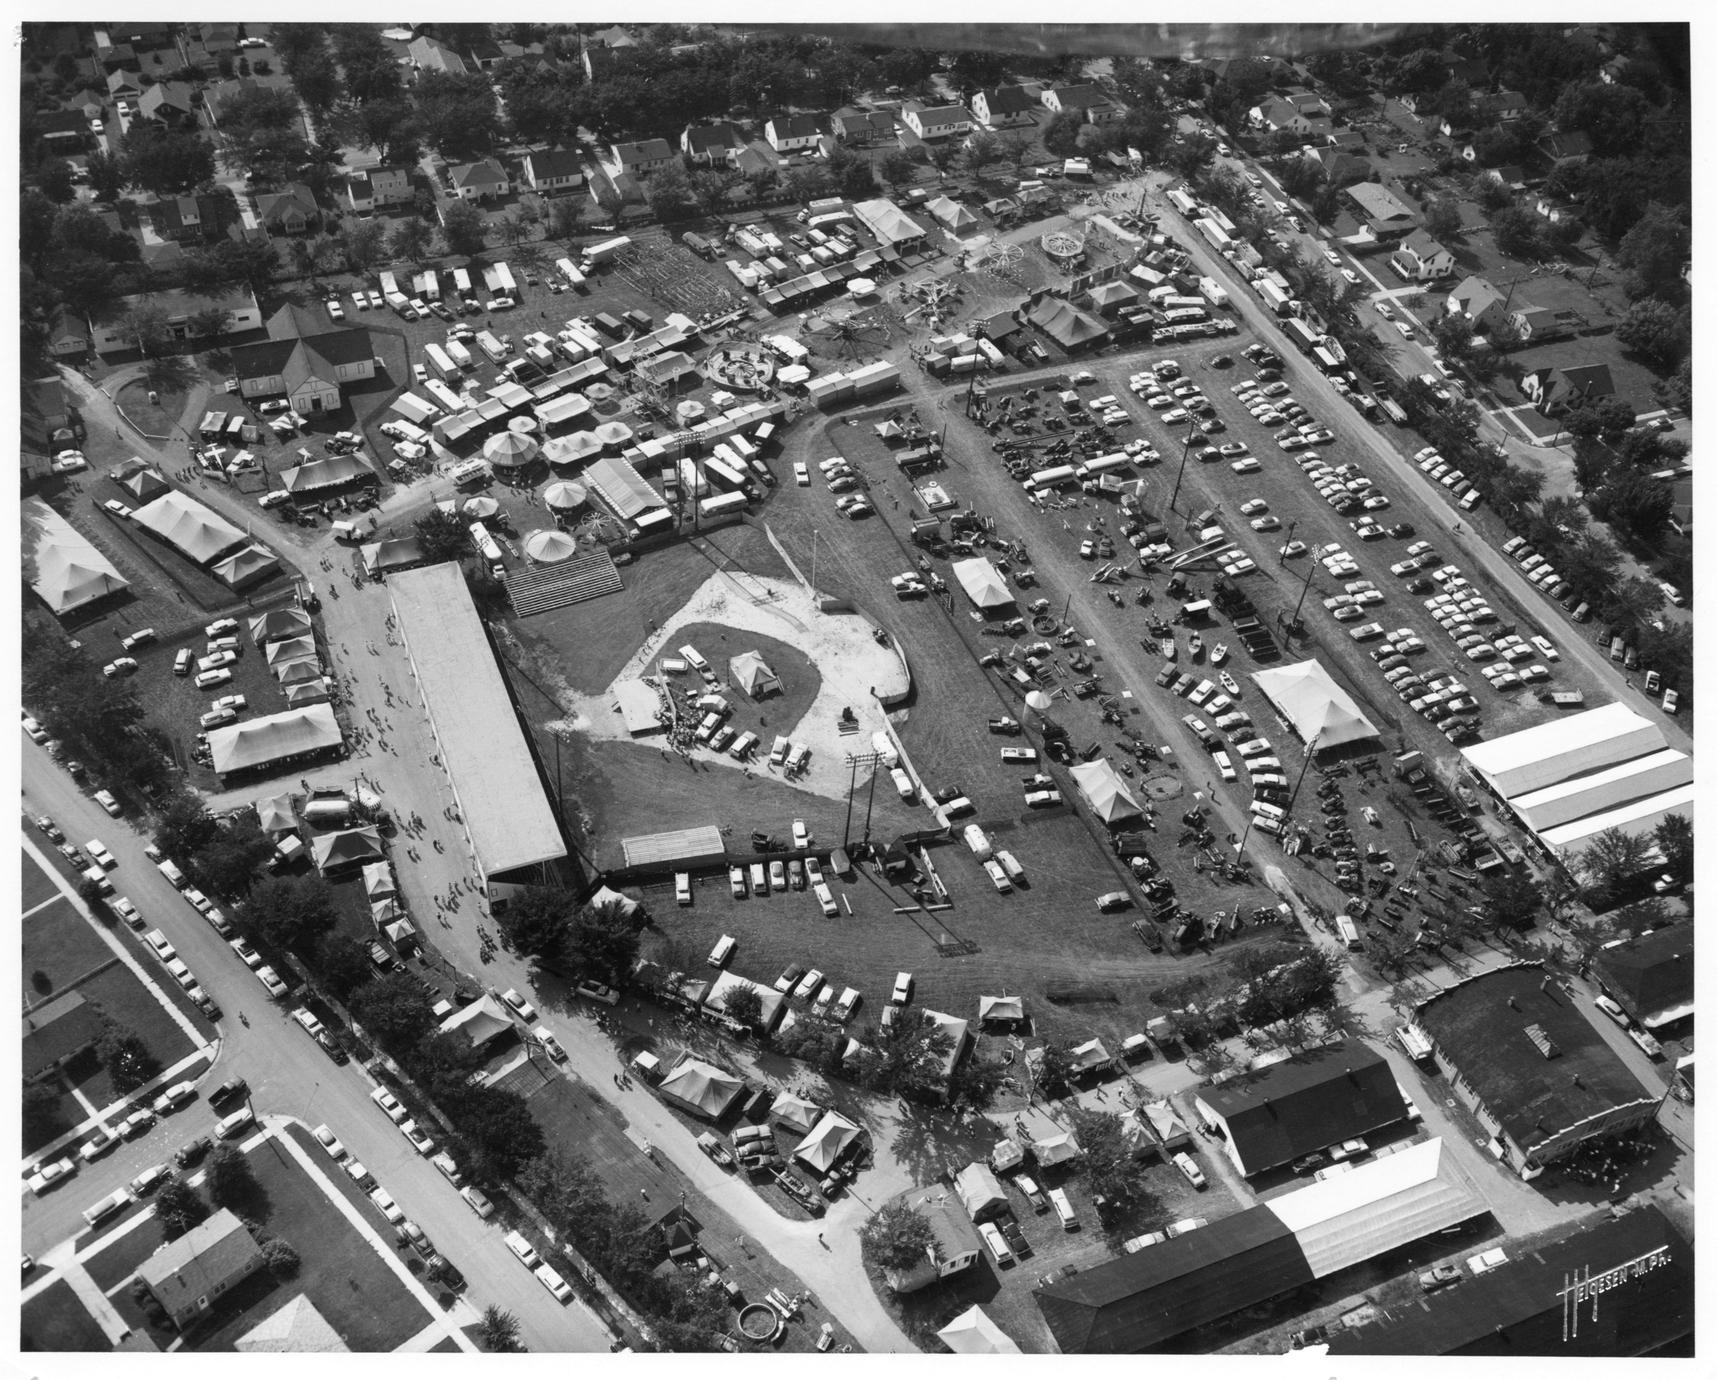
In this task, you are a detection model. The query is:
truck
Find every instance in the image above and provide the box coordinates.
[379,270,411,316]
[1379,397,1409,425]
[475,330,508,363]
[581,236,632,268]
[467,521,502,563]
[423,342,460,382]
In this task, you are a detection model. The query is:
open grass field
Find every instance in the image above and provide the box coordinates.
[24,898,115,995]
[22,844,61,908]
[21,1279,111,1352]
[75,961,202,1093]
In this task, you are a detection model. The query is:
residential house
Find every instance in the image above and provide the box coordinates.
[1041,84,1121,124]
[92,285,262,355]
[407,35,469,77]
[1440,50,1489,86]
[46,310,91,358]
[831,107,897,144]
[23,992,106,1082]
[1415,962,1660,1177]
[884,1185,983,1293]
[1476,90,1528,122]
[1445,275,1510,336]
[105,68,144,102]
[1538,130,1594,167]
[138,1210,264,1330]
[519,147,586,193]
[1534,195,1581,224]
[731,147,773,180]
[136,81,197,127]
[1390,230,1457,281]
[581,25,636,81]
[448,159,511,202]
[591,169,642,206]
[971,85,1038,129]
[147,193,234,244]
[1481,164,1527,192]
[680,122,748,166]
[202,75,294,130]
[181,22,239,62]
[1251,95,1329,137]
[1310,145,1371,187]
[765,114,825,153]
[1510,305,1582,347]
[1343,181,1420,239]
[228,303,377,413]
[602,139,676,181]
[464,34,507,71]
[902,102,975,142]
[254,183,321,236]
[36,111,89,149]
[342,165,412,214]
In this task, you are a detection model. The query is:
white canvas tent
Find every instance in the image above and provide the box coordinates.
[658,1057,744,1120]
[852,197,928,247]
[362,861,396,899]
[1033,1131,1083,1166]
[937,1305,1021,1355]
[206,704,342,776]
[770,1091,823,1135]
[925,194,979,233]
[978,994,1026,1027]
[950,556,1013,609]
[954,1161,1007,1221]
[130,491,247,564]
[25,498,130,613]
[255,793,297,835]
[729,650,783,698]
[1251,660,1380,749]
[793,1110,862,1173]
[1069,758,1145,824]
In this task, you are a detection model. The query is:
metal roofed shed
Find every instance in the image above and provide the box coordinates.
[1192,1037,1408,1177]
[390,563,566,888]
[852,197,929,247]
[1508,748,1692,832]
[620,824,726,872]
[1250,660,1380,749]
[613,680,664,736]
[1460,702,1666,799]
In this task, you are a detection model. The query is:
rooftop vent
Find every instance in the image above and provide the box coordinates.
[1525,1023,1560,1059]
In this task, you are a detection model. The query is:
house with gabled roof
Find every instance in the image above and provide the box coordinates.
[106,68,144,100]
[255,182,321,236]
[902,101,975,142]
[1343,181,1420,239]
[91,285,262,354]
[407,35,468,77]
[1445,274,1509,335]
[342,165,412,214]
[1310,145,1371,187]
[831,108,896,144]
[1390,230,1456,282]
[972,85,1038,129]
[603,139,676,180]
[1041,84,1122,124]
[448,158,510,202]
[1252,94,1330,138]
[1538,129,1593,167]
[137,80,197,127]
[1591,926,1693,1030]
[1510,305,1583,347]
[765,113,824,153]
[228,304,377,412]
[202,74,294,130]
[520,147,586,192]
[680,122,748,166]
[138,1209,264,1329]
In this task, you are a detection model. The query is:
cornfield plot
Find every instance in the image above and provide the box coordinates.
[613,235,751,320]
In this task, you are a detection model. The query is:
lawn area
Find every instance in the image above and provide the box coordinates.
[23,845,62,909]
[83,1211,168,1292]
[21,1279,111,1352]
[68,962,203,1105]
[23,900,115,994]
[508,522,792,696]
[115,375,192,440]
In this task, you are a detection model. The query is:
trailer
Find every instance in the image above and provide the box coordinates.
[704,453,751,493]
[415,270,440,301]
[1379,397,1409,425]
[445,339,473,371]
[424,342,460,382]
[553,257,586,289]
[1027,464,1079,491]
[699,491,747,519]
[476,331,508,363]
[422,379,464,413]
[581,236,632,267]
[494,262,516,296]
[451,267,472,297]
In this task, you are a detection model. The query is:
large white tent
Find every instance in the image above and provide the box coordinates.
[937,1306,1021,1355]
[793,1110,862,1173]
[925,195,979,233]
[954,1161,1007,1221]
[25,498,130,613]
[1251,660,1380,749]
[1070,759,1145,824]
[206,704,343,776]
[658,1056,744,1120]
[853,197,928,247]
[950,556,1013,609]
[129,490,247,564]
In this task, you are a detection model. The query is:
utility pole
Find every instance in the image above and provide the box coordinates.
[1279,519,1297,566]
[1168,427,1196,516]
[1287,558,1316,636]
[841,751,884,847]
[1281,731,1323,833]
[810,528,818,594]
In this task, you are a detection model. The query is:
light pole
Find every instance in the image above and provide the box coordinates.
[1278,519,1297,566]
[810,528,818,594]
[1286,558,1316,639]
[1167,427,1197,516]
[1281,731,1323,834]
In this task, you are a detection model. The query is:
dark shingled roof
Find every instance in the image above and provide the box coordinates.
[1328,1205,1693,1355]
[1591,926,1694,1027]
[23,991,105,1076]
[1037,1203,1312,1352]
[1416,964,1660,1156]
[979,84,1037,115]
[1199,1038,1408,1176]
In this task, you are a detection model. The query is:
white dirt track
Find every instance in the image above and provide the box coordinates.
[555,572,910,800]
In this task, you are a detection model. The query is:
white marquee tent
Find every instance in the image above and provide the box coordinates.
[937,1306,1021,1355]
[1070,758,1145,824]
[950,556,1013,609]
[1251,660,1380,749]
[25,498,130,613]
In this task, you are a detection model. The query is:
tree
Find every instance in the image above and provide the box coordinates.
[84,149,127,201]
[722,985,763,1033]
[878,149,918,189]
[1654,814,1692,882]
[351,971,437,1054]
[243,875,339,952]
[343,218,389,271]
[35,158,75,203]
[117,299,174,356]
[1617,202,1690,301]
[412,71,502,158]
[568,899,640,984]
[191,813,274,896]
[837,158,878,201]
[155,792,221,860]
[153,1175,210,1239]
[1430,312,1474,360]
[1068,1107,1156,1217]
[859,1201,934,1275]
[412,508,469,562]
[1424,195,1463,241]
[205,1143,263,1215]
[548,198,584,241]
[1033,1041,1074,1097]
[962,130,1000,174]
[1575,827,1656,909]
[1041,111,1085,158]
[496,886,576,959]
[438,200,488,258]
[1564,397,1636,443]
[849,1006,952,1099]
[479,1305,522,1352]
[645,163,699,222]
[23,1081,70,1147]
[1490,205,1540,259]
[688,170,733,219]
[312,932,372,1001]
[261,1236,301,1277]
[1591,468,1674,541]
[947,1053,1005,1112]
[1481,870,1544,933]
[96,1021,161,1094]
[1615,298,1690,367]
[1665,358,1692,415]
[122,127,214,195]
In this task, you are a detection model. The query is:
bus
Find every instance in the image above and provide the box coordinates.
[699,491,747,519]
[1026,464,1078,490]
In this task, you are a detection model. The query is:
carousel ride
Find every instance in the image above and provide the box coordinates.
[699,339,777,393]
